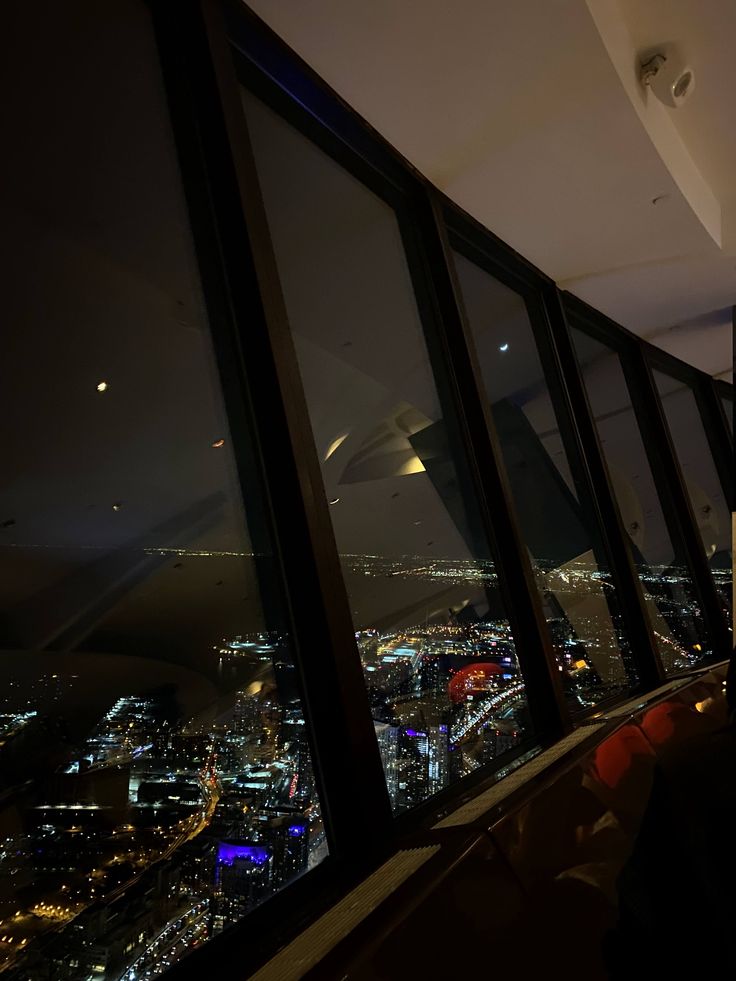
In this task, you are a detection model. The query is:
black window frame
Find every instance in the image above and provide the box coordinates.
[562,293,732,663]
[35,0,731,976]
[225,7,572,760]
[445,213,663,694]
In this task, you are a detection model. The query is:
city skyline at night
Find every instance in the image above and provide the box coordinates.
[0,542,718,979]
[1,1,731,977]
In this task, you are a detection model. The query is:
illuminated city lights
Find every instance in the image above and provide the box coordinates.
[0,642,321,979]
[0,549,720,979]
[216,842,270,866]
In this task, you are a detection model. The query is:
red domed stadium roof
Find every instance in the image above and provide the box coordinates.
[448,662,504,703]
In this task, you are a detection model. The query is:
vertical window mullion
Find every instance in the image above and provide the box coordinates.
[409,190,570,743]
[713,379,734,440]
[157,0,393,856]
[625,346,732,659]
[693,379,735,512]
[550,292,665,690]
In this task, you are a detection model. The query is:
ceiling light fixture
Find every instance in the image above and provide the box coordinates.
[639,46,694,108]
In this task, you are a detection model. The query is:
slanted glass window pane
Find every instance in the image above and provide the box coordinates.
[572,331,711,671]
[721,394,733,435]
[243,91,533,814]
[0,3,324,978]
[653,372,733,623]
[452,250,636,710]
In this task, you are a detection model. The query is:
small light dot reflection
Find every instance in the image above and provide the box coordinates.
[112,502,123,512]
[329,497,340,505]
[96,381,108,392]
[211,438,225,448]
[499,343,509,353]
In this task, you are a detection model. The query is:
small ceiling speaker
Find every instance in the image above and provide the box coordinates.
[640,45,695,108]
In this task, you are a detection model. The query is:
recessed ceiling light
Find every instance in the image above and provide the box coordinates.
[96,381,108,392]
[211,438,225,448]
[499,343,509,352]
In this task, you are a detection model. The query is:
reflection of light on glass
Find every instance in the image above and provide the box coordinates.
[112,502,123,512]
[329,497,340,505]
[96,381,108,392]
[324,432,349,461]
[211,438,225,448]
[499,343,509,353]
[397,456,426,475]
